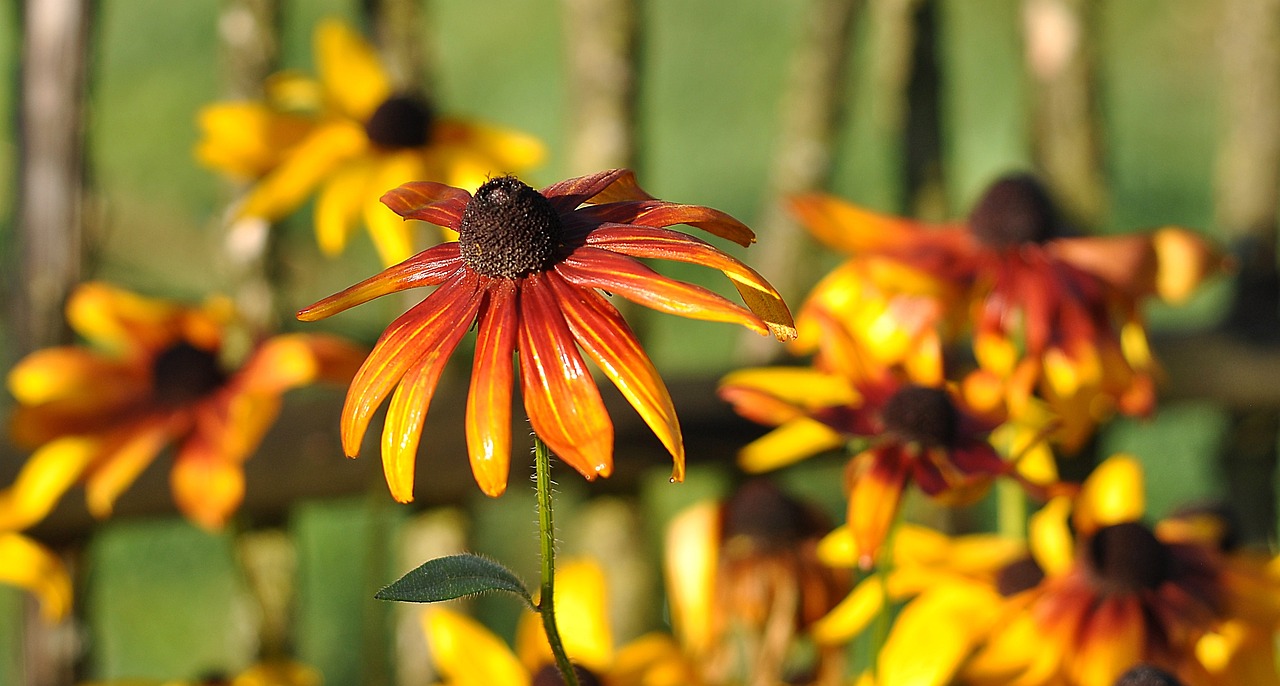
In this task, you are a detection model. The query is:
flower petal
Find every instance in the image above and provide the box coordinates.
[517,275,613,480]
[737,420,845,473]
[0,532,72,621]
[363,152,430,266]
[238,333,365,394]
[1029,495,1075,577]
[516,559,615,671]
[314,19,391,122]
[790,193,963,256]
[811,574,888,644]
[877,582,1005,686]
[719,366,859,409]
[1075,453,1145,535]
[84,418,174,519]
[541,168,650,213]
[195,102,312,178]
[296,242,464,321]
[7,346,143,408]
[0,436,97,531]
[336,274,479,458]
[424,608,530,686]
[237,121,368,222]
[171,434,248,531]
[465,282,518,497]
[545,272,685,482]
[380,181,471,228]
[66,281,184,352]
[434,117,548,174]
[314,157,374,256]
[574,202,755,247]
[583,224,793,337]
[663,501,720,656]
[846,447,912,569]
[556,246,771,336]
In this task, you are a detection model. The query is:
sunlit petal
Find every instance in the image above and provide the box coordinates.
[314,19,391,122]
[1068,596,1146,686]
[664,501,719,656]
[238,333,365,394]
[84,418,174,519]
[719,367,858,408]
[0,533,72,621]
[546,272,685,481]
[556,247,770,336]
[466,282,518,497]
[541,168,650,212]
[435,118,548,172]
[737,420,845,473]
[517,275,613,480]
[1075,453,1145,535]
[7,347,142,408]
[195,103,311,178]
[846,447,912,570]
[877,582,1005,686]
[314,158,374,256]
[297,242,464,321]
[380,181,471,228]
[66,281,183,352]
[238,121,368,221]
[575,202,755,247]
[424,608,530,686]
[1029,496,1075,577]
[171,435,247,531]
[811,574,887,644]
[0,436,97,531]
[363,152,430,266]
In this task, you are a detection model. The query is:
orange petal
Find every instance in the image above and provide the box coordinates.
[337,275,479,457]
[380,181,471,227]
[583,225,794,338]
[296,242,465,321]
[556,247,770,336]
[546,272,684,482]
[0,532,72,621]
[1069,595,1146,686]
[789,193,947,255]
[466,283,519,497]
[517,274,613,481]
[239,333,365,394]
[1152,226,1224,303]
[171,437,246,530]
[541,169,652,213]
[65,281,184,353]
[846,447,912,570]
[84,418,173,519]
[575,201,755,247]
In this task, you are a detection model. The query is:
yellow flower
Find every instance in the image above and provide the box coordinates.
[423,558,699,686]
[298,169,794,501]
[197,19,546,266]
[4,282,364,530]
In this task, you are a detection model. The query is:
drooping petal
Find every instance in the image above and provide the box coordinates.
[296,242,464,321]
[1075,453,1145,535]
[335,274,479,457]
[1068,595,1146,686]
[171,431,248,531]
[84,418,175,519]
[790,193,964,257]
[1029,495,1075,577]
[517,275,613,480]
[0,533,72,621]
[380,180,471,228]
[846,447,913,569]
[544,272,684,481]
[811,574,888,644]
[737,420,846,473]
[379,302,475,503]
[465,282,518,496]
[0,436,97,531]
[556,247,771,336]
[237,121,368,222]
[572,202,755,247]
[363,152,430,266]
[424,609,530,686]
[541,168,651,213]
[314,19,391,122]
[583,224,793,337]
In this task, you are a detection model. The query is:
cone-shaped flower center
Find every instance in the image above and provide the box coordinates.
[881,385,957,447]
[967,174,1059,248]
[722,479,817,553]
[996,556,1045,597]
[152,341,227,408]
[460,176,563,278]
[1084,522,1172,594]
[1114,664,1184,686]
[364,94,434,149]
[532,664,603,686]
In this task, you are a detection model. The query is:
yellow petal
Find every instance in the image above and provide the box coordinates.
[237,121,368,222]
[517,559,614,672]
[6,347,139,407]
[195,103,313,178]
[424,608,530,686]
[1029,496,1074,577]
[314,158,374,256]
[811,574,887,644]
[436,118,548,172]
[663,502,719,656]
[737,419,845,473]
[314,19,391,122]
[1152,226,1223,304]
[1075,453,1145,534]
[65,281,180,352]
[0,532,72,621]
[0,436,97,531]
[363,154,428,266]
[84,420,172,519]
[877,582,1005,686]
[720,367,858,408]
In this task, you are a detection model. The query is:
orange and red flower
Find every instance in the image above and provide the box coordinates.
[298,169,795,501]
[3,282,364,529]
[790,175,1222,450]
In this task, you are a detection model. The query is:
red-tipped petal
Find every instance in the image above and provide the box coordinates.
[556,246,771,336]
[846,446,912,570]
[584,224,795,339]
[339,275,479,457]
[297,242,464,321]
[545,271,685,482]
[466,281,519,497]
[517,274,614,481]
[541,169,653,212]
[571,201,755,247]
[380,181,470,228]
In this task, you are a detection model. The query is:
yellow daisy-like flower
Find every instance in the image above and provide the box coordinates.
[3,282,364,530]
[197,19,546,266]
[423,558,699,686]
[298,169,794,502]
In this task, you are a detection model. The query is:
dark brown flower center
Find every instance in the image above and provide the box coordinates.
[364,94,434,149]
[881,385,957,447]
[996,556,1045,596]
[532,664,603,686]
[967,174,1060,248]
[459,176,563,278]
[1114,664,1183,686]
[1084,522,1172,594]
[721,479,819,552]
[152,341,227,408]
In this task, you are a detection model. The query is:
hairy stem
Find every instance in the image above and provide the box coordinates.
[534,435,581,686]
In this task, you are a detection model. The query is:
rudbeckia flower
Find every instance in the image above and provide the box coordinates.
[955,455,1280,686]
[663,480,848,685]
[298,169,795,501]
[423,558,700,686]
[718,368,1011,568]
[197,19,546,266]
[4,282,365,529]
[790,174,1222,451]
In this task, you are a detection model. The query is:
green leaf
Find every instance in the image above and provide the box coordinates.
[375,553,534,608]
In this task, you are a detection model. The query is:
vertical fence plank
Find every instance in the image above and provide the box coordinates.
[560,0,637,174]
[11,0,92,353]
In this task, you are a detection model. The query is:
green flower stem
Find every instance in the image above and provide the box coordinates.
[534,434,581,686]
